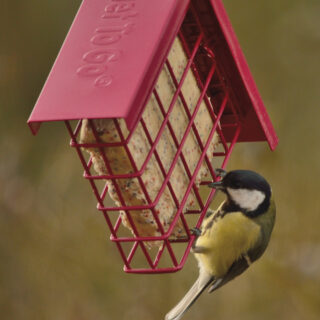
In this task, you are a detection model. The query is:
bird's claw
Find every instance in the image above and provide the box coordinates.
[190,227,202,237]
[214,168,227,178]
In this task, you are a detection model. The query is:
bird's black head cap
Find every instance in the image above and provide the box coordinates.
[209,169,272,217]
[223,170,271,196]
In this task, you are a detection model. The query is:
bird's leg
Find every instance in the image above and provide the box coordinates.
[190,227,202,252]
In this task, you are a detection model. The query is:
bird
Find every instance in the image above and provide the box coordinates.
[165,169,276,320]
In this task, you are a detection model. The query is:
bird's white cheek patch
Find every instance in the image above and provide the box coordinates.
[227,188,265,212]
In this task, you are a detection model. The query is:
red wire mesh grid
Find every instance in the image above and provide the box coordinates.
[64,5,242,274]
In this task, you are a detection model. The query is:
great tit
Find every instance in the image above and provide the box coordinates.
[165,169,276,320]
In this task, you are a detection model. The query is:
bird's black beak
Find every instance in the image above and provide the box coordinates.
[208,168,227,189]
[208,181,224,189]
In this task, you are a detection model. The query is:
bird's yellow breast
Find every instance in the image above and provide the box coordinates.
[194,211,261,278]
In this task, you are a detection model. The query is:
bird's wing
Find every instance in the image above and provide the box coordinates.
[165,271,213,320]
[208,254,250,293]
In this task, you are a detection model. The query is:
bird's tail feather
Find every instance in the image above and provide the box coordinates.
[165,273,213,320]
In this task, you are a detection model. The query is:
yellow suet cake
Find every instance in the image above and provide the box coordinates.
[80,37,220,246]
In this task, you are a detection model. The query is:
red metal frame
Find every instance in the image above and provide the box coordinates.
[27,0,278,274]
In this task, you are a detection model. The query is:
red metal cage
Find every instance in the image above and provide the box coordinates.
[28,0,278,274]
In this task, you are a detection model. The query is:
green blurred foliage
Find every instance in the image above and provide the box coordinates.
[1,0,320,319]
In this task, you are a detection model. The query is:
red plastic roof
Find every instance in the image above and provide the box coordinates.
[28,0,189,133]
[28,0,278,150]
[207,0,278,149]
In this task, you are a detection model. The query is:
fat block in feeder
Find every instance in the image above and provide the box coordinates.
[28,0,278,273]
[79,37,220,245]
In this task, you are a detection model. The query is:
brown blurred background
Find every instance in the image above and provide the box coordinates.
[1,0,320,319]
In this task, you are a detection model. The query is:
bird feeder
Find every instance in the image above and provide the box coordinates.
[28,0,278,274]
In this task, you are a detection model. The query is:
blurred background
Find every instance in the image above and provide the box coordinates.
[1,0,320,319]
